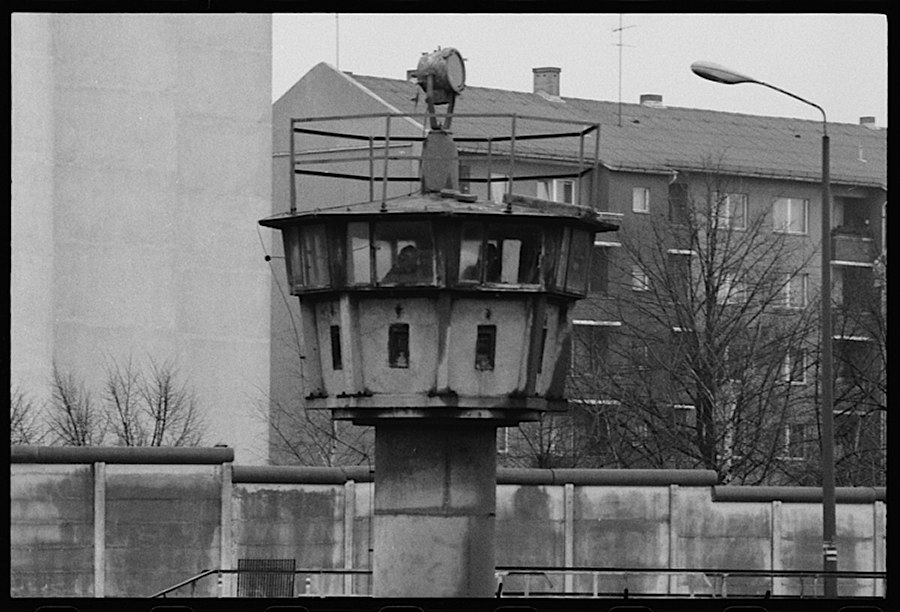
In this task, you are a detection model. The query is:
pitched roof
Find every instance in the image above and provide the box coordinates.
[347,72,886,189]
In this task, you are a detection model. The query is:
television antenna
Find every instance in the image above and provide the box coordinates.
[335,14,340,69]
[612,14,636,127]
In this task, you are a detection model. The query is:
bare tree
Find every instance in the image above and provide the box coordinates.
[131,358,206,447]
[499,414,590,469]
[267,396,373,466]
[10,386,44,445]
[46,363,106,446]
[104,356,146,446]
[568,161,820,484]
[42,356,206,448]
[829,255,886,486]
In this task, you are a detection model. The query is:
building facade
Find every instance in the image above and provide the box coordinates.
[11,14,274,463]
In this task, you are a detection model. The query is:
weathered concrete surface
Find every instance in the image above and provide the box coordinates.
[10,464,95,597]
[574,486,670,594]
[233,482,346,595]
[373,422,497,597]
[9,452,887,598]
[103,465,222,597]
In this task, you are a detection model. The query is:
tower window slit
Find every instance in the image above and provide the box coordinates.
[475,325,497,371]
[388,323,410,368]
[330,325,343,370]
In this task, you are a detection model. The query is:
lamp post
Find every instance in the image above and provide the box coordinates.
[691,61,837,598]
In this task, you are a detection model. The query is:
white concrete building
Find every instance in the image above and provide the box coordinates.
[11,14,273,463]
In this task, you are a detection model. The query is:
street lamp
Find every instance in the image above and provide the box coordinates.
[691,60,837,598]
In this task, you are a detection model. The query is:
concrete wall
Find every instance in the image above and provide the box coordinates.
[9,447,886,598]
[10,447,233,598]
[104,464,224,597]
[10,463,96,596]
[10,14,273,463]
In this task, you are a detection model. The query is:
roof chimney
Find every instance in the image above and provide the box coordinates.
[859,116,878,129]
[640,93,664,107]
[533,67,561,97]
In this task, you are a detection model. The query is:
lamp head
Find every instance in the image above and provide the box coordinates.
[416,47,466,105]
[691,61,757,85]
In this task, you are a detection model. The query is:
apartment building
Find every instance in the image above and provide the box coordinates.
[270,62,885,484]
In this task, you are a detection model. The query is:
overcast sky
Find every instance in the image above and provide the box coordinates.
[273,12,888,127]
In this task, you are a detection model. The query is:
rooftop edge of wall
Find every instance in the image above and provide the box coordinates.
[10,445,234,465]
[10,448,886,502]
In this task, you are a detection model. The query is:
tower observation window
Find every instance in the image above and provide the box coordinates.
[565,229,592,293]
[458,222,541,285]
[346,222,372,285]
[374,221,435,285]
[301,224,330,287]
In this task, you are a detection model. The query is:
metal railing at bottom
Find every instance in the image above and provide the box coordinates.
[493,567,887,599]
[150,567,372,599]
[151,566,886,599]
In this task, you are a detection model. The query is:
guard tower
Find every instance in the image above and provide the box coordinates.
[260,48,619,598]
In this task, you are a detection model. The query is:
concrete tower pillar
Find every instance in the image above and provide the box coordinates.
[372,422,497,597]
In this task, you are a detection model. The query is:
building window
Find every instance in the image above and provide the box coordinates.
[490,173,509,203]
[555,179,576,204]
[783,273,809,308]
[330,325,343,370]
[667,250,694,302]
[783,347,806,384]
[835,337,874,382]
[834,266,875,312]
[631,338,650,371]
[475,325,497,371]
[537,179,576,204]
[497,427,510,454]
[590,246,610,294]
[668,183,690,225]
[715,192,747,230]
[673,404,696,427]
[833,197,872,232]
[388,323,410,368]
[631,264,650,291]
[718,272,745,305]
[782,423,811,459]
[459,164,471,194]
[773,197,809,234]
[835,412,863,459]
[572,321,617,373]
[632,187,650,213]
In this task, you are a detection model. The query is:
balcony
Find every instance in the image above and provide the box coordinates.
[832,226,876,264]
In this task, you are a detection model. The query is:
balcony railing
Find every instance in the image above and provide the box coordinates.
[832,226,876,264]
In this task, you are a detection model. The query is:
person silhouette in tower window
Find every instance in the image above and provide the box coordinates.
[382,244,421,284]
[483,243,501,282]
